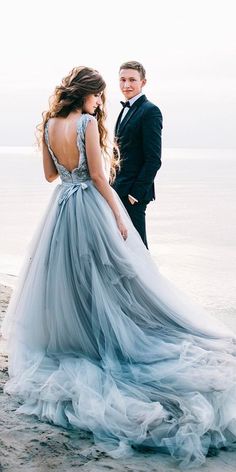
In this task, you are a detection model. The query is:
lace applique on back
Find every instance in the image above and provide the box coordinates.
[44,114,96,183]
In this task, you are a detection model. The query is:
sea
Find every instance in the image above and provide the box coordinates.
[0,147,235,330]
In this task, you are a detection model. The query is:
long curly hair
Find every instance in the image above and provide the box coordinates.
[37,66,120,181]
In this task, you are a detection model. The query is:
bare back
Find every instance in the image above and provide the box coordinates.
[47,113,82,172]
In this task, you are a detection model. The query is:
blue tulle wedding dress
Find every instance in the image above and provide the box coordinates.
[2,114,236,468]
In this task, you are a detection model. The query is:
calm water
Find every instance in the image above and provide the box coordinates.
[0,147,235,329]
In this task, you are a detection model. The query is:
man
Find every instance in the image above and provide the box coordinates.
[112,61,162,248]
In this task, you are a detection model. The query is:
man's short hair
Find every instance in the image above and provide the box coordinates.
[119,61,146,80]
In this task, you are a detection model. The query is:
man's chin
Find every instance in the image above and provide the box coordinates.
[124,92,137,100]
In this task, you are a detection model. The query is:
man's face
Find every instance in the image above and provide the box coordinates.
[119,68,146,100]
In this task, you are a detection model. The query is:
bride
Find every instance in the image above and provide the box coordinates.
[2,66,236,469]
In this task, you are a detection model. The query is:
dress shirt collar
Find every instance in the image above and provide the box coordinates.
[128,91,144,107]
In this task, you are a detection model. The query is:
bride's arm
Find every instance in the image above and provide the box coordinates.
[42,138,59,182]
[85,119,127,240]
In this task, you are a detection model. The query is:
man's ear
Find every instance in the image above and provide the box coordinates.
[142,79,147,87]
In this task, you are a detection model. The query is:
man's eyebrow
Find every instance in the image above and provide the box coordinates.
[120,76,136,79]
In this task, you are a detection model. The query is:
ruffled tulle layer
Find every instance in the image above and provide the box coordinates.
[2,180,236,468]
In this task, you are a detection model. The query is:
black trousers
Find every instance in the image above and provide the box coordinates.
[120,196,148,248]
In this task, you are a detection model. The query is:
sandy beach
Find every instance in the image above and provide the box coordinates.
[0,283,235,472]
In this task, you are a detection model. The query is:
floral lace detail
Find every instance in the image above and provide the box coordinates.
[44,114,96,183]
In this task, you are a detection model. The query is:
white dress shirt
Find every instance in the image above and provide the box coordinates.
[120,92,144,122]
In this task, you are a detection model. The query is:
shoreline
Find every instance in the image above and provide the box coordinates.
[0,282,236,471]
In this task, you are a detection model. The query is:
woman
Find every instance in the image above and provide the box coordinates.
[2,66,236,469]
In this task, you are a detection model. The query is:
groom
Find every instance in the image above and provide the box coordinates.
[112,61,163,248]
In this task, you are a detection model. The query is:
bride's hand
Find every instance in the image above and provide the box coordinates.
[115,215,128,240]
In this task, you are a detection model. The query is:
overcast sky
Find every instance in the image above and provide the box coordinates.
[0,0,235,148]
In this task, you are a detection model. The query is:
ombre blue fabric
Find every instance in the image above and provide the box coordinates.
[2,114,236,469]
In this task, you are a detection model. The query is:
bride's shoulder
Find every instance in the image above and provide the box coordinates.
[79,114,98,132]
[80,113,97,123]
[47,116,63,125]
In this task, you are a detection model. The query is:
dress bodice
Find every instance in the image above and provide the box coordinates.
[44,113,95,183]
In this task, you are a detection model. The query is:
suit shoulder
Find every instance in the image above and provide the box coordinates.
[142,100,162,118]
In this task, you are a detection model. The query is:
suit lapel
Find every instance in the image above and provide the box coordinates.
[117,106,138,134]
[116,95,147,136]
[115,108,124,136]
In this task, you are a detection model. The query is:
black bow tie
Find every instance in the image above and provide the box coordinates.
[120,101,131,108]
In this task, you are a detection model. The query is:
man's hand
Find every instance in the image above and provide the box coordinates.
[128,194,138,205]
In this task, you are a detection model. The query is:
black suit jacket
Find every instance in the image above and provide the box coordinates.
[112,95,162,203]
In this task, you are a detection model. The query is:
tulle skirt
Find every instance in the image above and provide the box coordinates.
[2,180,236,469]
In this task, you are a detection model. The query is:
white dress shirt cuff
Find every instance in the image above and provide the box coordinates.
[128,194,139,203]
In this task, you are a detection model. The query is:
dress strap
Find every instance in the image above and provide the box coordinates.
[44,121,50,148]
[44,122,58,165]
[77,114,96,143]
[76,114,96,161]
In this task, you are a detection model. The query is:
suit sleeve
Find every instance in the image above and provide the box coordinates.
[129,107,162,201]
